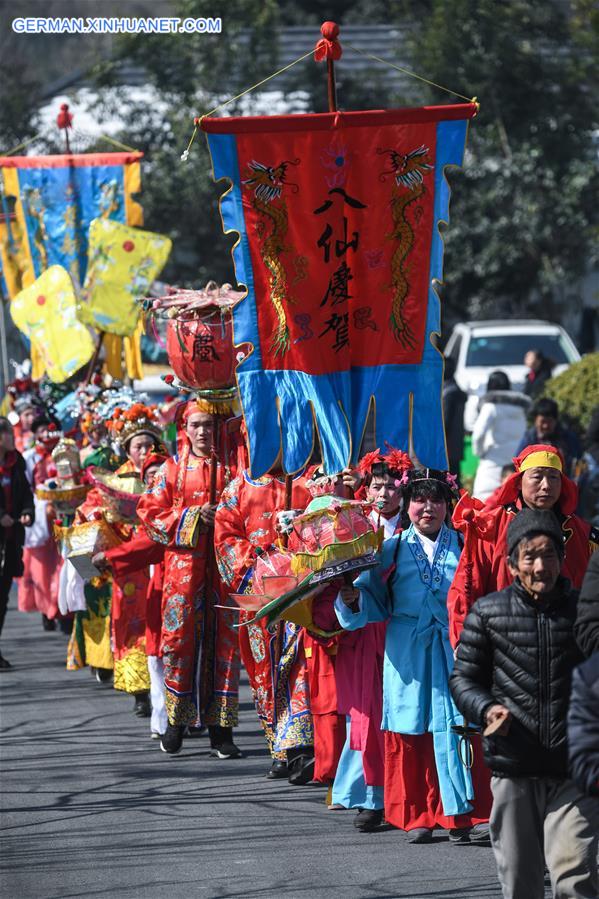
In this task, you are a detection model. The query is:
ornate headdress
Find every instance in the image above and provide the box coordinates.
[399,467,459,497]
[107,403,163,448]
[358,444,413,483]
[357,448,384,476]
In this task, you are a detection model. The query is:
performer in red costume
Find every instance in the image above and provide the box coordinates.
[106,404,165,716]
[97,453,169,740]
[18,416,63,629]
[448,443,599,648]
[299,469,347,789]
[137,401,242,758]
[214,467,314,783]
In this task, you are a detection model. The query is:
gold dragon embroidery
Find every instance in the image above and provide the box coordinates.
[378,145,433,349]
[242,158,300,356]
[23,188,50,271]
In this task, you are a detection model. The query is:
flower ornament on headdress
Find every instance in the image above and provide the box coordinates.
[107,402,162,448]
[357,449,384,476]
[383,446,413,474]
[382,444,413,485]
[445,472,459,491]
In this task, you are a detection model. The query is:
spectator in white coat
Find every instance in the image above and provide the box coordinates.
[472,371,530,501]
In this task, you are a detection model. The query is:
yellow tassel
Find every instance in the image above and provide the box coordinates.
[290,530,383,576]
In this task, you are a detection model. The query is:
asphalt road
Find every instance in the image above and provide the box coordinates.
[1,600,515,899]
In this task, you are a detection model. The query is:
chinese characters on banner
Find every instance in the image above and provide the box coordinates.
[202,104,476,476]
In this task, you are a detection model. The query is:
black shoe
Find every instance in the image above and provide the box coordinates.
[0,652,12,670]
[266,759,288,779]
[354,808,383,832]
[58,617,73,635]
[287,750,315,786]
[133,693,151,717]
[184,725,207,738]
[210,741,244,759]
[95,667,113,684]
[42,615,56,632]
[160,724,184,754]
[208,726,243,759]
[468,823,491,843]
[448,827,470,844]
[407,827,433,844]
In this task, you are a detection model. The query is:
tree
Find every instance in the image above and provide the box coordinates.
[398,0,599,326]
[85,0,281,288]
[543,353,599,431]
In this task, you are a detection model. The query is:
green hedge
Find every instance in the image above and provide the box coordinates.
[542,353,599,431]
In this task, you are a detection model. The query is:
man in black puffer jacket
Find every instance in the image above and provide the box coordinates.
[568,653,599,796]
[450,508,599,899]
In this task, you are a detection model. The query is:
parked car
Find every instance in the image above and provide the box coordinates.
[444,320,580,430]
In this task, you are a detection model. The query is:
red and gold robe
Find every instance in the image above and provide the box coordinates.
[106,529,165,658]
[214,471,313,757]
[18,448,62,620]
[136,448,240,727]
[109,461,151,694]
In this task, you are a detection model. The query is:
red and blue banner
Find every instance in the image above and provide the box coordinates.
[202,104,476,477]
[0,152,143,298]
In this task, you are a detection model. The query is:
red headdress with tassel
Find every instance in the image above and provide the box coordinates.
[490,443,578,516]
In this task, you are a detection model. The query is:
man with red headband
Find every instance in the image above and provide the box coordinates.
[214,465,314,783]
[136,399,241,758]
[448,444,599,647]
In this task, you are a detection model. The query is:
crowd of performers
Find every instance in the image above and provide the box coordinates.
[1,376,598,876]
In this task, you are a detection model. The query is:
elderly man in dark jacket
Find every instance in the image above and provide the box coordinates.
[450,509,598,899]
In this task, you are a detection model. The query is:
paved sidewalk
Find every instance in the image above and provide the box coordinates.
[0,600,511,899]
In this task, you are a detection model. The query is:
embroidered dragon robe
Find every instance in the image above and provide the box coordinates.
[214,471,313,757]
[136,452,240,727]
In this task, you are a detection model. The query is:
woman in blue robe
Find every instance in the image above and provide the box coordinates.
[335,469,492,843]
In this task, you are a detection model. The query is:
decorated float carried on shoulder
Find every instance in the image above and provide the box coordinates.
[230,490,383,633]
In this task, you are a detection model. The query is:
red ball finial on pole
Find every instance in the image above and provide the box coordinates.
[56,103,73,154]
[314,21,342,61]
[56,103,73,130]
[314,22,341,113]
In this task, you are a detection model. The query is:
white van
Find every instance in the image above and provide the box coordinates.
[444,320,580,430]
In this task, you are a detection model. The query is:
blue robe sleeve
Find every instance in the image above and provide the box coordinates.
[334,536,398,630]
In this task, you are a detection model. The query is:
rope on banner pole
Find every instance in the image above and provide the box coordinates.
[181,48,315,161]
[346,43,479,108]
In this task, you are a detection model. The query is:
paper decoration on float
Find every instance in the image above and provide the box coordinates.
[78,219,172,337]
[10,265,95,382]
[202,103,476,476]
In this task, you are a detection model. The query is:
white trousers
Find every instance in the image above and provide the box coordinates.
[147,656,168,736]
